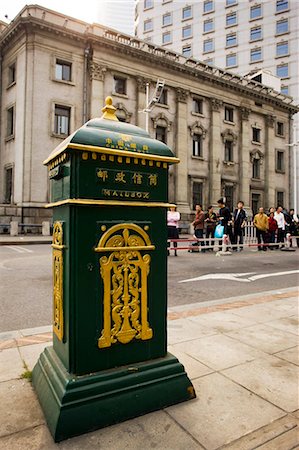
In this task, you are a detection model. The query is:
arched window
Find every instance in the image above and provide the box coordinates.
[189,121,207,158]
[250,150,264,179]
[152,114,172,144]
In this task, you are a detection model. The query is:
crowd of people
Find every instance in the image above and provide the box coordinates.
[167,198,299,255]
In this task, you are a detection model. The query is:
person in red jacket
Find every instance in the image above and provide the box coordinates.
[268,211,278,250]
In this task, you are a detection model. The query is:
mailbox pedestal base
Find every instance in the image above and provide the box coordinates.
[32,347,195,442]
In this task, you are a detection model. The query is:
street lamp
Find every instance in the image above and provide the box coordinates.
[286,125,299,216]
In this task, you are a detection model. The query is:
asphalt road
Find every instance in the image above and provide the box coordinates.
[0,244,298,332]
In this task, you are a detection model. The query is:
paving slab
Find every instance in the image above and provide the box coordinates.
[256,427,299,450]
[229,303,294,323]
[0,410,204,450]
[225,323,298,354]
[274,346,299,366]
[173,334,266,371]
[261,297,299,313]
[168,345,213,380]
[167,317,215,345]
[19,342,52,371]
[221,415,298,450]
[0,347,24,382]
[0,379,45,437]
[166,372,285,450]
[188,310,256,333]
[222,355,299,412]
[265,316,299,336]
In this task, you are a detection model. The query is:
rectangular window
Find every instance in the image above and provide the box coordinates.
[158,89,168,105]
[55,60,72,82]
[252,158,260,179]
[162,31,172,44]
[250,5,262,19]
[276,0,288,12]
[224,185,234,211]
[226,53,237,67]
[144,19,153,32]
[224,106,234,122]
[8,63,16,85]
[162,13,172,26]
[4,167,13,204]
[7,106,14,137]
[281,85,289,95]
[250,26,262,41]
[114,76,127,94]
[182,5,192,19]
[224,141,233,162]
[276,122,284,136]
[203,0,214,13]
[277,191,284,206]
[252,127,261,142]
[192,182,203,210]
[251,193,261,215]
[182,45,192,57]
[276,19,288,34]
[226,12,237,26]
[144,0,153,9]
[192,134,203,157]
[192,98,203,114]
[226,33,237,47]
[276,150,285,171]
[250,47,262,62]
[155,126,167,144]
[276,63,289,78]
[54,105,70,136]
[182,25,192,39]
[203,38,214,53]
[203,19,214,33]
[276,41,288,57]
[226,0,237,5]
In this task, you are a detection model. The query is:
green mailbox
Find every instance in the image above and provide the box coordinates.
[32,97,195,442]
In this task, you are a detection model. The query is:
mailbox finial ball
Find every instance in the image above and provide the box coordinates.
[101,96,119,121]
[105,96,113,106]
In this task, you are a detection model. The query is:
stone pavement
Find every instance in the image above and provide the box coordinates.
[0,287,298,450]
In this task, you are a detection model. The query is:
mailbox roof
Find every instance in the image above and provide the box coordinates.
[44,98,178,165]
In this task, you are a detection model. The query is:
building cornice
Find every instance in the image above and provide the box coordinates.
[1,5,298,115]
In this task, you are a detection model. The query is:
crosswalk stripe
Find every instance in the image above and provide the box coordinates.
[6,246,33,253]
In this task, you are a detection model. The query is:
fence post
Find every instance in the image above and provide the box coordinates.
[10,221,18,236]
[42,221,51,236]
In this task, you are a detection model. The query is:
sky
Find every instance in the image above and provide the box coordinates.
[0,0,135,35]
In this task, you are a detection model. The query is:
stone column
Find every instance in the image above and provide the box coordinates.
[175,88,190,214]
[239,107,251,210]
[209,98,223,205]
[264,114,276,208]
[89,62,106,119]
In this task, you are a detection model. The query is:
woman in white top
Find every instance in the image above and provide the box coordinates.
[167,206,180,256]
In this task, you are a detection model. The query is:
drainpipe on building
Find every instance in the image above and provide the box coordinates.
[83,45,90,124]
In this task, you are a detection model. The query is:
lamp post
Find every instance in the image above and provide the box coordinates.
[286,125,299,216]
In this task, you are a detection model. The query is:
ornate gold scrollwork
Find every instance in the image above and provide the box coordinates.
[52,222,64,341]
[95,224,155,348]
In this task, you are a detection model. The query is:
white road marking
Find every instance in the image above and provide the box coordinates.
[6,246,33,253]
[179,270,299,284]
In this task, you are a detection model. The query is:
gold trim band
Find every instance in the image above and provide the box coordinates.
[44,143,180,165]
[45,198,176,208]
[95,245,156,252]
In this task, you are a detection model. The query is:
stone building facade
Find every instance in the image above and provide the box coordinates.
[0,5,298,228]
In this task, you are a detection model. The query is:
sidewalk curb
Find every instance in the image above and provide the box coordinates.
[0,239,51,246]
[1,287,297,350]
